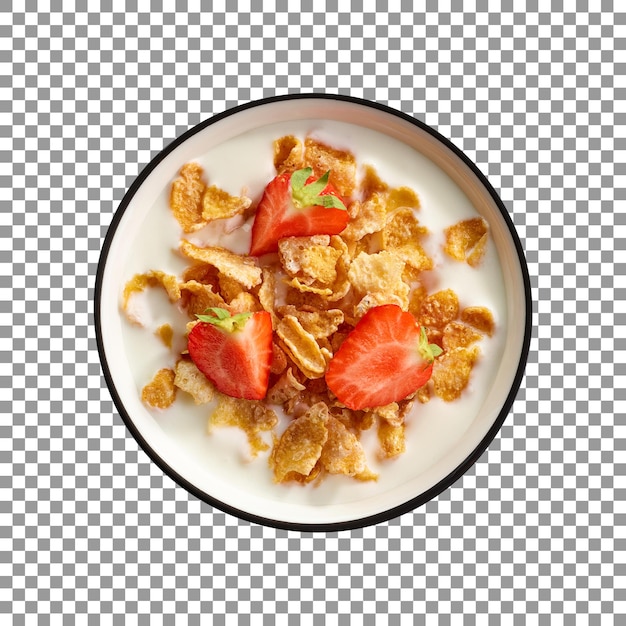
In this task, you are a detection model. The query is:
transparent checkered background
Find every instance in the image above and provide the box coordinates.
[2,2,624,623]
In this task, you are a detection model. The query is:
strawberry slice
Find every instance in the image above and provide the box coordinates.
[249,167,349,256]
[187,307,273,400]
[325,304,442,410]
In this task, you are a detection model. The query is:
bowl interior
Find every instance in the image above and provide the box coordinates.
[96,96,529,530]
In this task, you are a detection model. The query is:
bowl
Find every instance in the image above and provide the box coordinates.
[95,94,531,531]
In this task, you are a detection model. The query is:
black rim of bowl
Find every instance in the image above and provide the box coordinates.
[94,93,533,532]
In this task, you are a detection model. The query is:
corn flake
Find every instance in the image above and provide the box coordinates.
[432,346,480,402]
[320,416,372,478]
[377,420,406,459]
[348,250,410,310]
[359,164,389,201]
[155,323,174,348]
[304,136,357,198]
[442,321,483,351]
[341,192,387,242]
[274,135,304,173]
[141,368,177,409]
[174,358,215,404]
[209,393,278,457]
[276,315,327,379]
[201,185,251,222]
[180,240,262,289]
[444,217,489,266]
[180,280,226,318]
[266,367,306,405]
[417,289,459,329]
[382,208,433,272]
[277,305,344,339]
[461,306,495,336]
[169,162,207,232]
[270,402,329,482]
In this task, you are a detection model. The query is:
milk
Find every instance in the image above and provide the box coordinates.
[115,118,509,512]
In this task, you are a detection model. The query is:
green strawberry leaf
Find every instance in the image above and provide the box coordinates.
[290,167,347,211]
[196,307,252,332]
[418,326,443,363]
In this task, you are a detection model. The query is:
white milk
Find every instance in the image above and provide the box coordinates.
[118,119,508,509]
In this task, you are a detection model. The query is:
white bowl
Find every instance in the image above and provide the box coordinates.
[95,94,531,531]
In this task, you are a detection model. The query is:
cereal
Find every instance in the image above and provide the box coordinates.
[266,367,306,405]
[417,289,460,329]
[201,185,251,222]
[320,416,373,479]
[341,193,387,241]
[377,420,406,459]
[131,135,497,487]
[276,306,344,339]
[278,235,342,286]
[348,250,410,311]
[274,135,304,173]
[155,323,174,348]
[174,358,215,405]
[461,306,495,336]
[304,137,357,198]
[179,240,262,289]
[141,368,177,409]
[276,315,328,379]
[209,393,278,457]
[180,280,226,318]
[382,208,433,272]
[431,346,480,402]
[170,162,207,232]
[270,402,329,482]
[444,217,489,266]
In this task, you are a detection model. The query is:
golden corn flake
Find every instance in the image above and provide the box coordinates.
[304,136,357,198]
[461,306,495,336]
[417,289,459,329]
[320,416,372,478]
[386,186,420,212]
[201,185,251,222]
[278,235,342,286]
[432,346,480,402]
[377,421,406,460]
[228,292,261,315]
[266,367,306,405]
[348,250,410,310]
[174,358,215,405]
[408,284,428,318]
[258,268,278,324]
[359,164,389,201]
[382,208,433,272]
[373,402,402,427]
[180,280,226,318]
[277,305,344,340]
[442,321,483,351]
[122,271,181,308]
[209,394,278,457]
[276,315,327,379]
[179,240,262,289]
[141,368,177,409]
[270,402,329,482]
[341,193,387,242]
[444,217,489,266]
[155,323,174,348]
[170,162,207,232]
[274,135,304,173]
[181,262,220,288]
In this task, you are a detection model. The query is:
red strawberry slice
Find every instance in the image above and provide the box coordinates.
[325,304,442,410]
[249,167,349,256]
[187,308,273,400]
